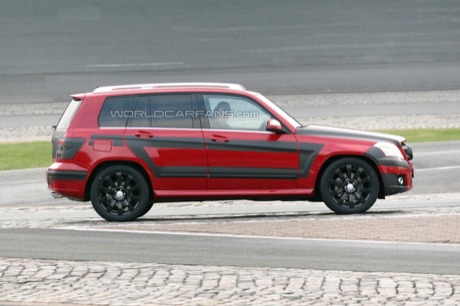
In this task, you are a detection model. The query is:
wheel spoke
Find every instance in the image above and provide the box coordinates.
[99,195,110,203]
[355,167,364,179]
[355,194,366,204]
[329,178,342,187]
[123,175,134,188]
[104,201,114,213]
[104,176,115,189]
[337,193,348,205]
[346,165,352,180]
[124,200,135,212]
[116,172,123,187]
[334,169,347,182]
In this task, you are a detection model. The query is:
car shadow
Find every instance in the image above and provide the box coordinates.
[63,209,406,225]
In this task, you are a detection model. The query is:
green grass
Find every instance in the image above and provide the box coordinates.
[376,128,460,143]
[0,141,52,170]
[0,128,459,171]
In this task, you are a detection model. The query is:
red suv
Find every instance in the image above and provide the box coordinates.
[47,83,414,221]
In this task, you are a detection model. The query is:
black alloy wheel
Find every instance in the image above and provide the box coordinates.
[320,157,379,214]
[90,165,150,221]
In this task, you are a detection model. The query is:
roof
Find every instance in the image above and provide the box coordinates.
[93,82,246,93]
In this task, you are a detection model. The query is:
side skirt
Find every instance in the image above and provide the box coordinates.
[153,189,314,202]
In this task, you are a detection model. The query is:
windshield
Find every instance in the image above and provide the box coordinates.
[256,94,303,128]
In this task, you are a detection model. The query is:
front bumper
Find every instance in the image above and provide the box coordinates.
[380,162,414,196]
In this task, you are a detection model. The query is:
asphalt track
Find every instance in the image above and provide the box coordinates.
[1,228,459,275]
[2,0,460,103]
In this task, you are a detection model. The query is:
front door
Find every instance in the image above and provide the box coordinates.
[200,94,299,191]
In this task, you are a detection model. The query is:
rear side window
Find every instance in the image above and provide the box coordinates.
[129,94,196,129]
[99,96,134,127]
[56,99,81,131]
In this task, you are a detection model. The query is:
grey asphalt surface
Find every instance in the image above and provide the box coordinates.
[2,0,460,104]
[1,228,459,275]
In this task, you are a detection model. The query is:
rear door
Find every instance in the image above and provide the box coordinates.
[123,93,207,191]
[200,94,299,191]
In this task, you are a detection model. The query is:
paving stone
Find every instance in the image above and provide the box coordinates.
[4,257,456,306]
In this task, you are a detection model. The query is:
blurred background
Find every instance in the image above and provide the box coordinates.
[1,0,460,104]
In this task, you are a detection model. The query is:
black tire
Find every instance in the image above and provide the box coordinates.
[139,200,155,218]
[320,157,379,214]
[90,165,150,221]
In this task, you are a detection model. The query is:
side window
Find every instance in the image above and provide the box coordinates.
[126,94,196,129]
[151,94,195,128]
[130,95,151,128]
[204,95,271,131]
[99,96,134,127]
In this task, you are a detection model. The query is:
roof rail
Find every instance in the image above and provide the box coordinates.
[93,82,246,93]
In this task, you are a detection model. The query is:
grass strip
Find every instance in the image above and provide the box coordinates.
[376,128,460,143]
[0,128,459,171]
[0,141,51,170]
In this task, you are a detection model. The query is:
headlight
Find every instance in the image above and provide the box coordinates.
[373,142,404,159]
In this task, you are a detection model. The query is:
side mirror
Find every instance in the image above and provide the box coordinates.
[266,119,283,133]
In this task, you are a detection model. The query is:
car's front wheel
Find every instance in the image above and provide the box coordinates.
[90,165,150,221]
[320,157,379,214]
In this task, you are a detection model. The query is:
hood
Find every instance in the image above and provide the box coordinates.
[296,125,406,145]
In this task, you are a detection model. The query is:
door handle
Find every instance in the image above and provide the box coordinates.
[134,131,154,139]
[210,135,229,143]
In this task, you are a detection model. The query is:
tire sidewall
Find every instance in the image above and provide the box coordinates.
[90,165,150,222]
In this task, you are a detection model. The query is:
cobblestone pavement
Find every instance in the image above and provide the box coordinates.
[1,257,459,306]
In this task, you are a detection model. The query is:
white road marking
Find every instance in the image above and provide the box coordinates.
[86,62,184,68]
[415,150,460,157]
[417,165,460,172]
[54,226,460,248]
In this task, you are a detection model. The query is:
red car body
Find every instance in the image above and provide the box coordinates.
[47,83,413,221]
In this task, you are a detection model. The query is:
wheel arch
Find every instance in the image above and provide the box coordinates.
[84,160,154,202]
[314,154,385,201]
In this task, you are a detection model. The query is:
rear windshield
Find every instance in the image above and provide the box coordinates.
[56,99,81,131]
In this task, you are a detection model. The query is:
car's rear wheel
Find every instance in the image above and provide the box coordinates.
[320,157,379,214]
[90,165,150,221]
